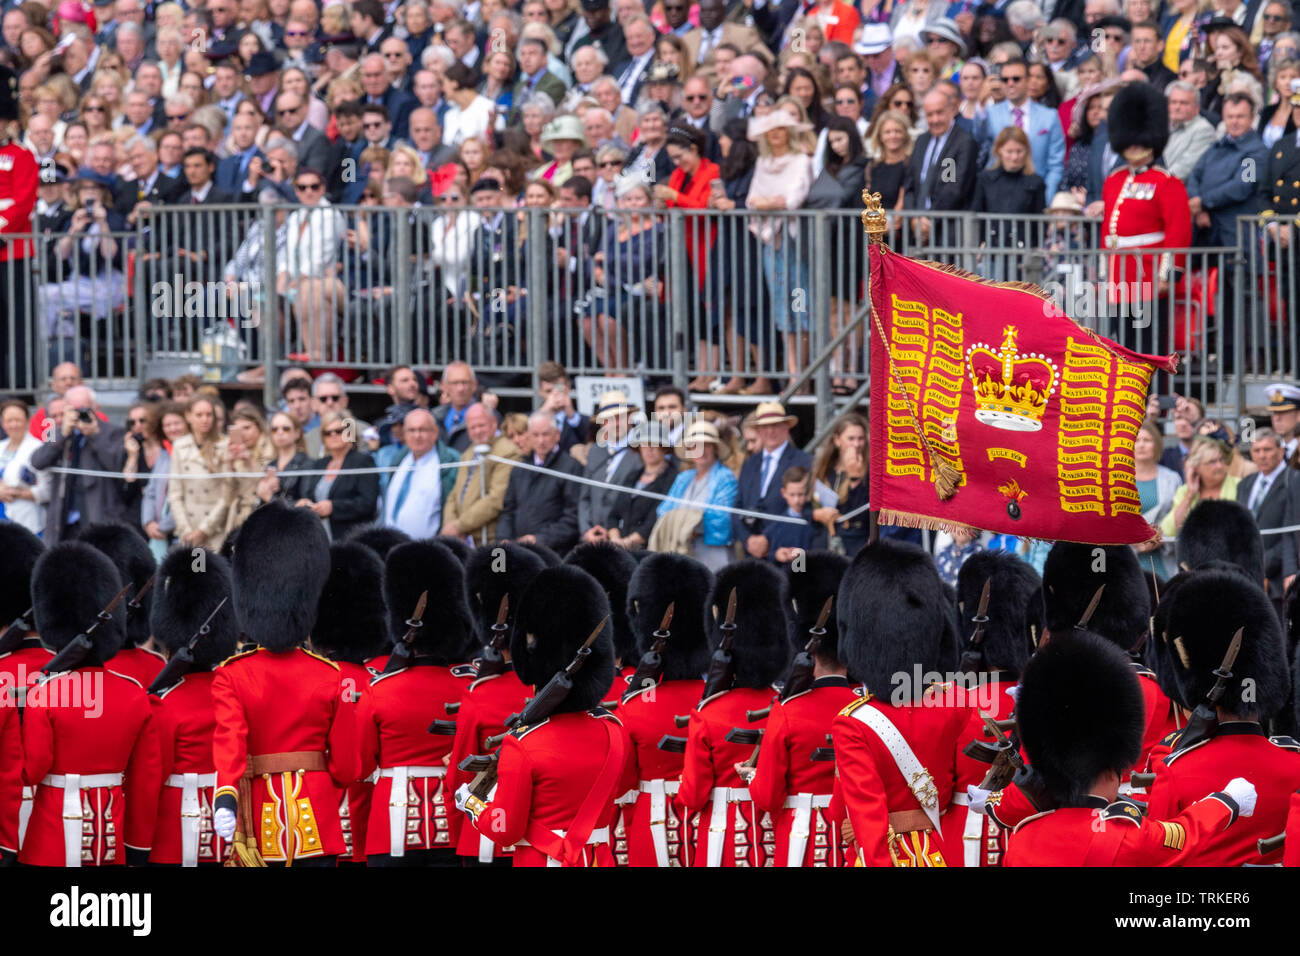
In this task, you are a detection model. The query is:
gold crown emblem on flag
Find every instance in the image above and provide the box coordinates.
[965,326,1058,432]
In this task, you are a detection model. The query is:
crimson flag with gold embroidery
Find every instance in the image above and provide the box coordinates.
[867,244,1177,545]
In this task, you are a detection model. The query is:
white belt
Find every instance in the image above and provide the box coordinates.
[18,785,33,850]
[638,778,681,867]
[518,826,611,868]
[477,781,499,863]
[1106,231,1165,249]
[42,773,124,868]
[164,773,217,867]
[706,786,752,868]
[950,792,982,867]
[382,765,446,857]
[782,793,832,868]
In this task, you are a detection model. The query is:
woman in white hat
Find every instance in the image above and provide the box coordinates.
[649,420,739,571]
[534,112,588,183]
[746,98,816,391]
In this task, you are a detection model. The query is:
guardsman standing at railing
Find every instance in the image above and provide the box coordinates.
[0,64,38,390]
[1101,83,1191,357]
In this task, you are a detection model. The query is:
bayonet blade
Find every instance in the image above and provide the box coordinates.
[1221,627,1244,675]
[724,588,737,628]
[193,596,229,642]
[1075,584,1106,630]
[102,583,133,618]
[813,595,834,633]
[582,615,609,652]
[975,578,991,623]
[129,570,158,610]
[494,593,510,628]
[657,602,675,634]
[412,590,428,625]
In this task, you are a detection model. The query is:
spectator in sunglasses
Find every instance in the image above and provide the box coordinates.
[295,411,380,542]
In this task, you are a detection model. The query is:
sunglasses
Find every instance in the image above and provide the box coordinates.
[129,417,147,425]
[271,424,294,432]
[278,105,303,114]
[84,106,106,113]
[1264,12,1288,19]
[317,393,342,402]
[295,181,323,191]
[684,93,709,101]
[599,159,622,167]
[363,120,385,129]
[167,112,190,120]
[1001,74,1026,82]
[891,98,912,107]
[286,28,308,35]
[835,97,858,105]
[1044,37,1068,44]
[322,427,348,437]
[443,194,464,202]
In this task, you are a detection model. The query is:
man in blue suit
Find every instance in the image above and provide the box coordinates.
[214,111,267,196]
[732,402,811,559]
[360,52,417,141]
[975,58,1066,199]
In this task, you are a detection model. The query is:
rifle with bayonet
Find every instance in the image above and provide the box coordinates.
[622,603,675,702]
[125,570,157,627]
[658,589,738,754]
[957,579,992,674]
[474,594,512,678]
[41,583,133,673]
[746,594,834,722]
[147,597,229,695]
[381,590,428,675]
[0,605,35,657]
[1171,627,1243,755]
[963,713,1056,811]
[457,616,608,810]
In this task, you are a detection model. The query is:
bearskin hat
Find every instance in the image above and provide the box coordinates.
[1017,630,1146,807]
[957,550,1044,675]
[1161,567,1288,718]
[464,542,548,640]
[511,565,615,713]
[219,525,238,561]
[785,550,850,665]
[626,552,713,682]
[434,534,472,565]
[32,543,127,664]
[345,524,412,561]
[1176,499,1264,583]
[0,522,44,623]
[150,547,238,672]
[1042,542,1149,650]
[838,539,954,698]
[705,560,791,690]
[78,522,155,648]
[231,500,330,651]
[311,542,388,665]
[1148,567,1196,705]
[565,541,640,664]
[384,540,477,663]
[520,540,562,567]
[1108,82,1169,160]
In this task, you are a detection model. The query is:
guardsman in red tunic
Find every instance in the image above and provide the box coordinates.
[79,522,167,689]
[831,539,975,867]
[747,552,857,867]
[306,540,391,865]
[566,540,642,862]
[0,524,50,856]
[677,559,790,867]
[147,547,238,866]
[359,540,478,866]
[0,690,18,864]
[22,542,161,866]
[619,552,713,867]
[1004,630,1254,866]
[456,565,633,867]
[944,550,1043,867]
[445,542,547,865]
[1101,82,1192,355]
[210,501,360,866]
[1144,567,1300,865]
[0,64,38,390]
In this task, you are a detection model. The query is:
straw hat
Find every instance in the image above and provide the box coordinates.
[593,389,636,423]
[749,401,797,428]
[681,420,724,448]
[747,109,813,141]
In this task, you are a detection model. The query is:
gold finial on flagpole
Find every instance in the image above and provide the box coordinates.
[861,190,888,244]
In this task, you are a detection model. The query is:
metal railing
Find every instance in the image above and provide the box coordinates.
[0,204,1277,433]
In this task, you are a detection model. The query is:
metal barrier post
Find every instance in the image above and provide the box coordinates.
[133,215,148,387]
[260,203,277,411]
[1233,248,1246,418]
[811,210,832,436]
[394,206,412,367]
[527,207,548,391]
[669,211,689,389]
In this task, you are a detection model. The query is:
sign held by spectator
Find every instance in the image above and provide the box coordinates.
[573,375,645,419]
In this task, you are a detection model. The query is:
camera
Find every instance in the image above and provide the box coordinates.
[77,408,94,424]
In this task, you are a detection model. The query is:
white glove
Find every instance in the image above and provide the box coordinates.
[966,784,992,816]
[1006,685,1020,702]
[1223,778,1257,817]
[214,807,237,841]
[454,782,473,814]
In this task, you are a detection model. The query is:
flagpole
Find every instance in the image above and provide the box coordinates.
[862,191,888,547]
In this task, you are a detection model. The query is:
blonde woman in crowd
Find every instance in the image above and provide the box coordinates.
[167,395,232,550]
[224,406,276,536]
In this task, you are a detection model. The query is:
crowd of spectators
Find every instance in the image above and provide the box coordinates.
[13,0,1300,390]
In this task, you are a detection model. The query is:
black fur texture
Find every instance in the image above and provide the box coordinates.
[78,522,155,647]
[511,565,616,712]
[626,552,713,682]
[704,560,792,690]
[150,547,238,671]
[231,500,331,651]
[312,541,388,664]
[384,540,477,662]
[1043,542,1149,650]
[32,543,127,663]
[565,541,640,664]
[0,522,44,622]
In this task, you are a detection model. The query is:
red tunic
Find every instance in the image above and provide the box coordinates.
[475,709,632,867]
[1005,793,1238,866]
[336,660,372,864]
[1101,164,1191,303]
[444,667,531,859]
[109,646,167,690]
[944,677,1019,867]
[0,699,20,855]
[665,158,719,289]
[749,677,859,867]
[1135,670,1179,774]
[149,672,226,865]
[21,667,161,866]
[211,647,360,863]
[357,662,473,858]
[1283,791,1300,867]
[618,677,704,867]
[0,140,38,262]
[677,686,776,867]
[831,686,975,867]
[1146,724,1300,866]
[0,638,54,706]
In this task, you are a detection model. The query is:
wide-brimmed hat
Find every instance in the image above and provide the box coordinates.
[245,51,280,77]
[682,420,724,448]
[593,389,636,422]
[921,17,967,57]
[541,114,588,146]
[1046,191,1082,213]
[749,401,797,428]
[854,22,892,56]
[747,109,813,140]
[646,61,681,85]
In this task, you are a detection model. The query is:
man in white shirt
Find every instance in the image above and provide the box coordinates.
[383,408,446,538]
